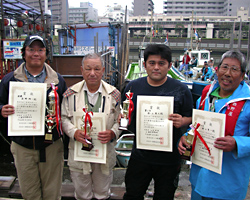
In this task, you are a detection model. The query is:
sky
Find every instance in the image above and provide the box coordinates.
[68,0,163,16]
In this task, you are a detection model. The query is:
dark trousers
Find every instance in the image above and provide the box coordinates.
[123,157,181,200]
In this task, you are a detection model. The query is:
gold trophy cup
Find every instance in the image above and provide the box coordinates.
[180,123,196,160]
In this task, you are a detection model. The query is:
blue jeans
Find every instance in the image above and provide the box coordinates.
[179,64,188,71]
[123,157,180,200]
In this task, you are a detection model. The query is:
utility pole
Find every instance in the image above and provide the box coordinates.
[149,11,153,43]
[190,11,194,50]
[38,0,45,37]
[237,18,242,50]
[230,21,235,50]
[247,23,250,66]
[1,0,5,79]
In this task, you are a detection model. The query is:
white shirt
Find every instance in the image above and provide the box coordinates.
[83,82,102,107]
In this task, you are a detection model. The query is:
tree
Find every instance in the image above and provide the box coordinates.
[175,23,185,37]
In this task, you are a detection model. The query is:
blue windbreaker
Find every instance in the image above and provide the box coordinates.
[190,80,250,200]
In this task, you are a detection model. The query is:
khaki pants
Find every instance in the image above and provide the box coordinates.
[70,163,113,200]
[11,139,64,200]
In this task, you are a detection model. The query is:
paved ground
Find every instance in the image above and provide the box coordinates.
[1,140,250,199]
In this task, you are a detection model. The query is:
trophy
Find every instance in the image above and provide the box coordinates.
[119,90,134,130]
[45,83,57,143]
[81,105,94,151]
[180,123,197,160]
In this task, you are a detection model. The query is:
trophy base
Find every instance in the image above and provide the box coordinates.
[118,126,128,131]
[180,146,192,161]
[81,139,94,151]
[44,133,53,143]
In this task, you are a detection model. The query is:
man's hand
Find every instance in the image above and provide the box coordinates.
[98,130,115,144]
[214,136,237,152]
[168,114,191,128]
[74,129,92,145]
[169,114,183,128]
[178,136,189,155]
[1,105,15,118]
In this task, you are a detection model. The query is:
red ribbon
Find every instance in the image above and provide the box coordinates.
[191,123,211,157]
[83,108,93,137]
[125,92,134,125]
[51,83,63,136]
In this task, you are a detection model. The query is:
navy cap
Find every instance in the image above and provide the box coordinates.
[23,35,47,48]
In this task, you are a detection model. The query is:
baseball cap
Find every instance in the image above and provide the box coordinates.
[23,34,47,48]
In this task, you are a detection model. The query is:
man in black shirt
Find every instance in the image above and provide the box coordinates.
[122,44,193,200]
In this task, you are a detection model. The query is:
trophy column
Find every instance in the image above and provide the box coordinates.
[119,90,134,130]
[81,105,94,151]
[45,84,56,143]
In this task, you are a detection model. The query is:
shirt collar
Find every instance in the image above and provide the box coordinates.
[83,82,102,95]
[24,64,46,83]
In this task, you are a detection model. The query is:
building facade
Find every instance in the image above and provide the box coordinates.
[163,0,250,17]
[20,0,68,25]
[129,13,250,39]
[133,0,154,16]
[69,2,98,24]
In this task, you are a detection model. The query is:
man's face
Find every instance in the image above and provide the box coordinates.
[81,58,104,90]
[217,57,245,97]
[144,55,171,86]
[24,41,46,68]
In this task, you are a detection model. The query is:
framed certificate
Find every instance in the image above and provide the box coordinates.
[73,112,107,164]
[191,109,225,174]
[8,82,46,136]
[136,95,173,152]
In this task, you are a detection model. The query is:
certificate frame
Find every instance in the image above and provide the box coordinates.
[191,109,225,174]
[73,112,107,164]
[136,95,173,152]
[8,82,46,136]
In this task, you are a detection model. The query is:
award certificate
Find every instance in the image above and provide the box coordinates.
[191,109,225,174]
[8,82,46,136]
[136,95,173,152]
[73,112,107,164]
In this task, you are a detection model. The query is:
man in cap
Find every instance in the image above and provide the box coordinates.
[0,34,67,200]
[201,62,213,81]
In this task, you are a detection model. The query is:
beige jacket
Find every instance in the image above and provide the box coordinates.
[61,80,121,175]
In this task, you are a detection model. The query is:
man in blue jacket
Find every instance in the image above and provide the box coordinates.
[178,50,250,200]
[201,62,213,81]
[0,34,67,200]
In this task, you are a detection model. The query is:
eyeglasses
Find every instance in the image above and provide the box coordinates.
[26,48,46,54]
[219,65,242,74]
